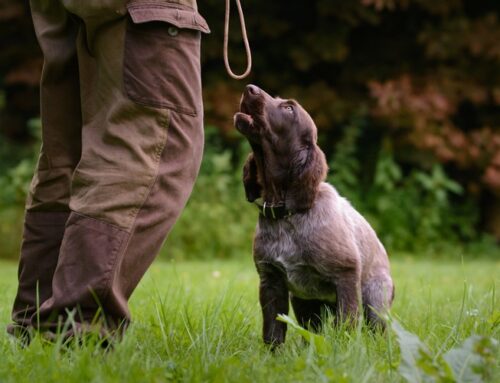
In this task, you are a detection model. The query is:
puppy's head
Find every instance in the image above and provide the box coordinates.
[234,85,317,152]
[234,85,327,211]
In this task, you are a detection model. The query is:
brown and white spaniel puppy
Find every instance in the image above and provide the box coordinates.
[234,85,394,347]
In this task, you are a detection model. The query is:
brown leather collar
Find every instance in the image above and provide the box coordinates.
[253,199,293,219]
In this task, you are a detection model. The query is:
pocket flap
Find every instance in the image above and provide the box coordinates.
[127,3,210,34]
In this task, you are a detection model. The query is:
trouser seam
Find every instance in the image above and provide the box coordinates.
[98,231,128,310]
[126,110,171,222]
[36,164,78,171]
[71,211,130,234]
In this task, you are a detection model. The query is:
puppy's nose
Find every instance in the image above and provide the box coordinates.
[246,84,261,96]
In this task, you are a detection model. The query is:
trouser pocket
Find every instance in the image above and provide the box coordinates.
[124,2,210,116]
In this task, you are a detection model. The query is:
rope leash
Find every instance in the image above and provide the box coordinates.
[223,0,252,80]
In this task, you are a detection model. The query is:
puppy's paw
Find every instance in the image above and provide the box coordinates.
[234,112,253,134]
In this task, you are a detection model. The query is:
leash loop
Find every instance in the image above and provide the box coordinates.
[224,0,252,80]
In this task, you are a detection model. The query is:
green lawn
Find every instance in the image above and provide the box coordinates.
[0,257,499,382]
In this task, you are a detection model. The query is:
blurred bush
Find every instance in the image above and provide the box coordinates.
[0,1,40,141]
[162,127,256,260]
[0,118,39,259]
[0,0,499,258]
[328,113,484,252]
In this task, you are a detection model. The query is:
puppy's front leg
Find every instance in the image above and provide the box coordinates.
[258,265,289,348]
[335,270,361,326]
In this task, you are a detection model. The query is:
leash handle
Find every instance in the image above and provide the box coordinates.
[223,0,252,80]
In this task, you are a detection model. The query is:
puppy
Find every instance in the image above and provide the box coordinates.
[234,85,394,347]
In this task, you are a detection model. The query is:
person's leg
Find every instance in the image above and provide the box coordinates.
[9,0,82,334]
[33,0,209,335]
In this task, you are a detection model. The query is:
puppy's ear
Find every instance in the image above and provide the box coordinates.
[286,145,327,211]
[243,152,262,202]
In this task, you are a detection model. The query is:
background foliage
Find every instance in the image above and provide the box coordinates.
[0,0,499,259]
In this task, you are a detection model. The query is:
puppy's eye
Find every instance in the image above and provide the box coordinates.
[283,105,294,113]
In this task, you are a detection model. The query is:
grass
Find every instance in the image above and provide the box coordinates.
[0,256,499,382]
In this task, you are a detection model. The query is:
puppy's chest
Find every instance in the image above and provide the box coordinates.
[255,226,337,302]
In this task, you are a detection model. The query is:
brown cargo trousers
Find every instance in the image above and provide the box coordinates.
[10,0,210,337]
